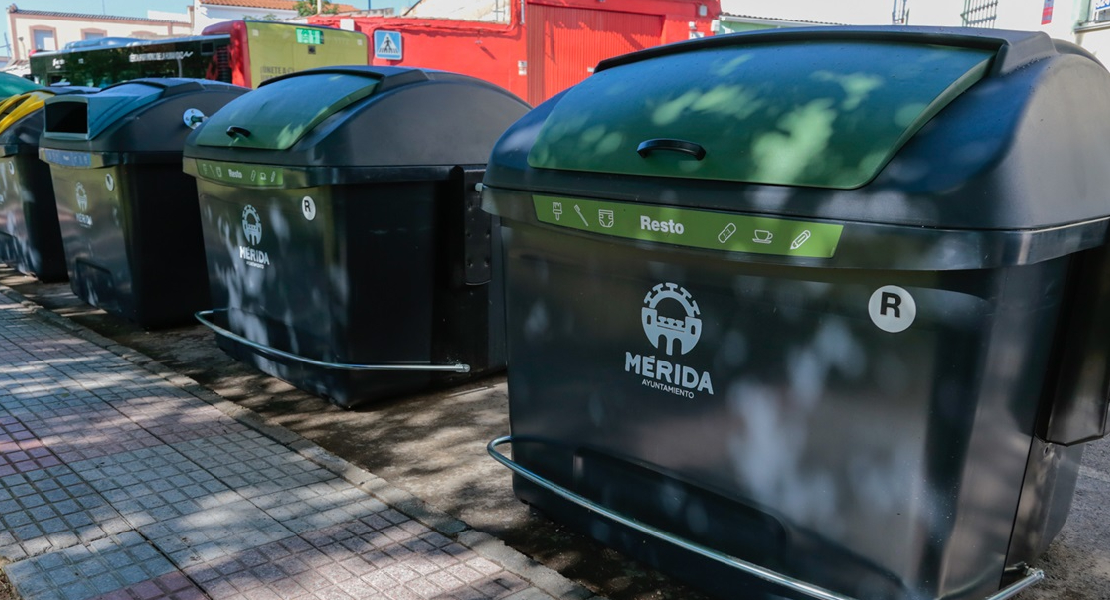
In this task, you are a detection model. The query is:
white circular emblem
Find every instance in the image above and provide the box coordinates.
[75,182,88,212]
[183,108,206,129]
[869,285,916,333]
[105,173,115,192]
[242,205,262,246]
[642,282,702,356]
[302,196,317,221]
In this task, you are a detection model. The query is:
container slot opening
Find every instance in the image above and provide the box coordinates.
[44,102,88,136]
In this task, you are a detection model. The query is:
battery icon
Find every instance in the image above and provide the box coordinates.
[718,223,737,243]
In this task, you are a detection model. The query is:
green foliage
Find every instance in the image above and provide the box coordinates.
[295,0,340,15]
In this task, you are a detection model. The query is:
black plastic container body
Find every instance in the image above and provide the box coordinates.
[483,26,1110,600]
[184,66,528,407]
[0,88,94,281]
[499,217,1087,600]
[0,147,66,281]
[195,172,507,407]
[39,78,247,328]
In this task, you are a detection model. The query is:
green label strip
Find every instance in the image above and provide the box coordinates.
[533,195,843,259]
[194,159,284,188]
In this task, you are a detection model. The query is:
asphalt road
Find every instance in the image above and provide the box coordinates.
[1,264,1107,600]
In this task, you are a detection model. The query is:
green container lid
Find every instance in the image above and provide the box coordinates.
[528,40,993,190]
[0,72,41,98]
[193,70,381,151]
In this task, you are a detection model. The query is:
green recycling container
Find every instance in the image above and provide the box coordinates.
[39,78,246,328]
[485,27,1110,600]
[183,66,529,408]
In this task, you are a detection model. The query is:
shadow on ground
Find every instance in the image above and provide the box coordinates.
[0,266,708,600]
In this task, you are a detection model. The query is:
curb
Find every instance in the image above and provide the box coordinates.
[0,284,602,600]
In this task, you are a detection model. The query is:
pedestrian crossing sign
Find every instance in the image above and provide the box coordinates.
[374,30,402,60]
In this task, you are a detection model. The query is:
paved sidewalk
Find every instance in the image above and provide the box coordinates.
[0,290,594,600]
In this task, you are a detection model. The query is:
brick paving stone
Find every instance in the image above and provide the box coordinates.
[171,432,336,500]
[137,500,294,569]
[5,532,178,600]
[0,414,63,475]
[86,571,208,600]
[249,480,388,534]
[24,405,164,464]
[0,466,131,562]
[1,292,570,600]
[68,446,244,529]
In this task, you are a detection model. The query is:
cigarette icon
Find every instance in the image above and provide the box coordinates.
[791,230,812,250]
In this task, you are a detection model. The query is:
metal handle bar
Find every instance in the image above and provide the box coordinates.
[226,125,251,138]
[636,138,707,160]
[486,435,1044,600]
[196,309,470,373]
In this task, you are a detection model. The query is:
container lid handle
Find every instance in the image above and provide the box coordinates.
[636,138,706,161]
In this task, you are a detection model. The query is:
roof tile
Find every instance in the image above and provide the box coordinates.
[202,0,361,12]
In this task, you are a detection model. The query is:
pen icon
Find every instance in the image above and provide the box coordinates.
[790,230,812,250]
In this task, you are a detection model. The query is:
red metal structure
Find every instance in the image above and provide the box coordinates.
[312,0,719,105]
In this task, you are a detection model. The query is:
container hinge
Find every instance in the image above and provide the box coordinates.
[458,166,492,286]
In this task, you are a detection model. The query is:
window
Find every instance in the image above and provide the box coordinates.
[82,29,107,41]
[1091,0,1110,22]
[31,27,56,51]
[961,0,998,27]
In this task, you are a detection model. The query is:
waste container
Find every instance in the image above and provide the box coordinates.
[39,78,247,328]
[0,87,95,281]
[0,73,40,99]
[484,27,1110,600]
[182,66,529,408]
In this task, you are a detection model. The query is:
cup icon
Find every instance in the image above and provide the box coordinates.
[753,230,773,244]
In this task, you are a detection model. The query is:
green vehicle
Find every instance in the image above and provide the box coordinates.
[30,20,369,89]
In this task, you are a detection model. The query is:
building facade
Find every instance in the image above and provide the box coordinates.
[6,4,190,61]
[191,0,365,33]
[718,0,1085,45]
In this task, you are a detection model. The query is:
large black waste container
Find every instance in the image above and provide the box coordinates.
[39,78,247,328]
[484,27,1110,600]
[0,87,95,282]
[182,66,529,408]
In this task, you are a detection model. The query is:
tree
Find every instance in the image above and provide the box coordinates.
[294,1,340,15]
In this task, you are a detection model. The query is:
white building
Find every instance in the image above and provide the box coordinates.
[190,0,363,33]
[6,4,191,61]
[718,0,1083,45]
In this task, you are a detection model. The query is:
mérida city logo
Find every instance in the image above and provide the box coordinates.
[625,282,715,398]
[238,205,270,269]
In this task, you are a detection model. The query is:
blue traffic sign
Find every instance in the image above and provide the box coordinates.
[374,30,402,61]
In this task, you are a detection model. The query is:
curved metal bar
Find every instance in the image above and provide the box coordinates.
[196,309,470,373]
[983,568,1044,600]
[487,435,1047,600]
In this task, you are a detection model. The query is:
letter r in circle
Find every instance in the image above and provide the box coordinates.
[880,292,901,318]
